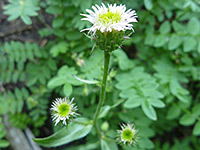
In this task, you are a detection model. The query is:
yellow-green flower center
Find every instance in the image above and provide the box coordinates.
[99,10,121,24]
[122,129,134,142]
[58,103,70,117]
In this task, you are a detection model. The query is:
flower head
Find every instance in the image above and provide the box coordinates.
[51,97,78,126]
[117,123,138,146]
[81,3,137,34]
[81,3,137,52]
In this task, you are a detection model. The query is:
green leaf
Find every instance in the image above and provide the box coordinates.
[66,30,82,41]
[58,66,82,85]
[0,130,6,139]
[113,49,134,70]
[154,35,167,47]
[149,99,165,108]
[116,67,162,120]
[168,34,182,50]
[64,6,77,17]
[172,21,186,34]
[48,77,66,89]
[169,80,189,103]
[39,28,53,38]
[193,120,200,136]
[198,40,200,54]
[187,17,200,35]
[52,17,64,28]
[192,104,200,118]
[49,66,81,88]
[4,0,39,25]
[167,105,181,120]
[144,0,153,10]
[72,0,82,7]
[159,21,171,34]
[138,138,154,149]
[100,139,118,150]
[33,118,93,147]
[142,101,157,120]
[21,14,32,25]
[46,6,61,14]
[124,96,142,108]
[145,34,155,45]
[50,41,69,57]
[183,37,197,52]
[72,75,100,84]
[98,106,111,119]
[179,114,196,126]
[154,58,189,102]
[81,50,103,79]
[0,140,10,148]
[80,0,92,12]
[63,82,73,96]
[67,142,99,150]
[0,97,8,114]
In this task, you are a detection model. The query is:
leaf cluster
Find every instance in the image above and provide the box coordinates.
[1,0,200,149]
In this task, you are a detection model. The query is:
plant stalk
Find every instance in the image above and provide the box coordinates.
[93,50,111,137]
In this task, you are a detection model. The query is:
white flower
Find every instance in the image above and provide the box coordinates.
[81,3,137,34]
[117,123,138,146]
[51,97,78,126]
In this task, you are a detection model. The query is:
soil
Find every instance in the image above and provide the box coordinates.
[0,0,52,44]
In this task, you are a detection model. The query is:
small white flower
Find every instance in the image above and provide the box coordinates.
[51,97,78,126]
[81,3,137,34]
[117,123,138,146]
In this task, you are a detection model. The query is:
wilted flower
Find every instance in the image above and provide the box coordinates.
[81,3,138,52]
[51,97,78,126]
[117,123,138,146]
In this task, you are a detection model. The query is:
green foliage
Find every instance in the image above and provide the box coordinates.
[0,88,28,114]
[50,41,69,57]
[9,113,31,129]
[153,58,189,103]
[80,50,103,79]
[116,67,164,120]
[3,0,40,25]
[0,118,10,148]
[48,65,82,96]
[0,40,54,138]
[2,0,200,149]
[0,41,43,84]
[101,139,118,150]
[33,118,93,147]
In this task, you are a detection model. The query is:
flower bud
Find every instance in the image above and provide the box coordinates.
[117,123,138,146]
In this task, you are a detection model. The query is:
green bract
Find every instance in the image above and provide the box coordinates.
[117,123,138,146]
[95,30,125,52]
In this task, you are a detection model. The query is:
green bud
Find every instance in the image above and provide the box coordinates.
[101,121,109,131]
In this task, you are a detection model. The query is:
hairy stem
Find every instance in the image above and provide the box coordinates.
[93,50,111,137]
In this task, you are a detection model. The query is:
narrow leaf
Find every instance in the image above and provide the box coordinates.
[33,118,93,147]
[98,106,111,119]
[72,75,100,84]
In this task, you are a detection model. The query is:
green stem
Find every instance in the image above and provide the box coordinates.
[93,50,111,137]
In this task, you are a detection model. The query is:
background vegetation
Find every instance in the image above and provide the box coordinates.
[0,0,200,149]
